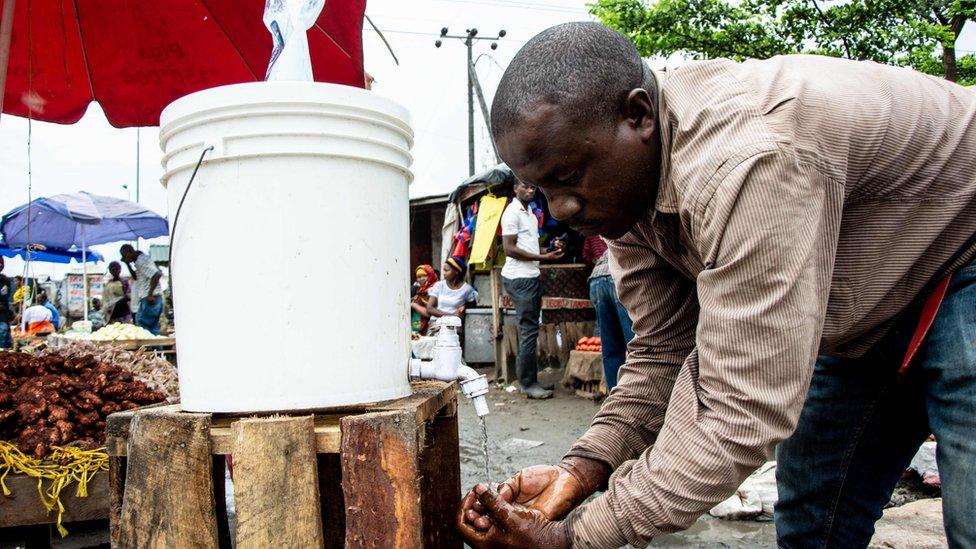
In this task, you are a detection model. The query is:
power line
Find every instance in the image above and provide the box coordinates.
[434,0,588,15]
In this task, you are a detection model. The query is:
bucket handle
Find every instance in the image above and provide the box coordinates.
[167,144,215,305]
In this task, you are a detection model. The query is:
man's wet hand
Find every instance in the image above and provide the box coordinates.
[460,462,591,535]
[457,484,570,548]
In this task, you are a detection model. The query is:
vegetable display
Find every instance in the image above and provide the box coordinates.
[63,323,165,341]
[0,350,167,459]
[575,336,602,353]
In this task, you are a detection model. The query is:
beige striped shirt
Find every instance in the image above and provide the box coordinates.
[564,55,976,547]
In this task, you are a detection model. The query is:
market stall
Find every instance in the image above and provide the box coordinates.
[435,165,598,381]
[0,342,177,539]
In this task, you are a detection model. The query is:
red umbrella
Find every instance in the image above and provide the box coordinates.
[0,0,366,128]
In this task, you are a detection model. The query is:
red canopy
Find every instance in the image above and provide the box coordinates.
[0,0,366,127]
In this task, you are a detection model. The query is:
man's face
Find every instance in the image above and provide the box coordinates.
[495,97,659,239]
[513,182,536,203]
[109,264,121,277]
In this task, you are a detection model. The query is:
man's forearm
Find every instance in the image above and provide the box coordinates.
[505,245,546,262]
[147,274,160,298]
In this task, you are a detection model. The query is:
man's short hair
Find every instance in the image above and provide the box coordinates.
[119,244,135,255]
[491,22,647,139]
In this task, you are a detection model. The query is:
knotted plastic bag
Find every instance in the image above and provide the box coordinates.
[263,0,325,81]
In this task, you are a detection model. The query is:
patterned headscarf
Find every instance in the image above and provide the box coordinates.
[414,264,438,300]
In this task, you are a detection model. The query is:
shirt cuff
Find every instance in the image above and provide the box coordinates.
[564,423,639,474]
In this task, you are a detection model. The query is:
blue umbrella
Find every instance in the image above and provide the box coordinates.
[0,243,104,264]
[0,192,168,248]
[1,192,168,318]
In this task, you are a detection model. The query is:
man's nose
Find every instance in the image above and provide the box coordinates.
[546,193,582,221]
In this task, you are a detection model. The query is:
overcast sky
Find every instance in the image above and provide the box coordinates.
[1,0,974,280]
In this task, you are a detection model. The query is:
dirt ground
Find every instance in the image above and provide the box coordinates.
[458,366,778,548]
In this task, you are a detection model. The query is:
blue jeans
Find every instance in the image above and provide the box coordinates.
[588,276,634,389]
[135,297,163,335]
[776,260,976,548]
[0,321,11,349]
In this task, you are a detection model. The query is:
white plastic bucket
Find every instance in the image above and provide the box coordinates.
[160,82,414,413]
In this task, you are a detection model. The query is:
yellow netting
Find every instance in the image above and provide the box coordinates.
[0,440,109,537]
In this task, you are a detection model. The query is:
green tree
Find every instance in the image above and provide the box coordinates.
[590,0,976,85]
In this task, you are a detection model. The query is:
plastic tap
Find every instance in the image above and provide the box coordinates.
[409,316,490,417]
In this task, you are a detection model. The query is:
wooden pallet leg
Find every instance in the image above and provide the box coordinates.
[232,416,324,549]
[341,410,422,548]
[118,410,218,548]
[419,403,463,548]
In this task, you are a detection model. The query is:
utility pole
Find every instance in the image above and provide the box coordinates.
[436,27,505,176]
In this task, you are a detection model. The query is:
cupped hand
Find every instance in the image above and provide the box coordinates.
[460,463,586,534]
[457,484,570,549]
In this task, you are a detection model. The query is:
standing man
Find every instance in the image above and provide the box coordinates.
[120,244,163,335]
[501,180,564,399]
[583,235,634,390]
[459,22,976,548]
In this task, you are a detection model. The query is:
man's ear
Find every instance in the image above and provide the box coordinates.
[622,88,656,141]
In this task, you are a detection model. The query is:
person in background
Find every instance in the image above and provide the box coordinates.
[21,297,54,336]
[120,244,163,335]
[88,297,106,330]
[411,264,438,334]
[0,266,12,349]
[12,276,28,305]
[38,292,61,331]
[101,261,132,324]
[501,180,564,399]
[427,257,478,326]
[583,235,634,390]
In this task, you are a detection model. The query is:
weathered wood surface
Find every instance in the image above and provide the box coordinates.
[108,381,461,548]
[232,416,324,549]
[117,410,218,548]
[418,405,463,548]
[105,382,455,457]
[108,456,125,545]
[341,410,422,548]
[0,470,109,528]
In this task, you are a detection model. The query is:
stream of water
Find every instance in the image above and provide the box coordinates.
[479,416,491,488]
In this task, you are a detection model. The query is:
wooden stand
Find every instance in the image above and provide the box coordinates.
[0,471,109,547]
[105,381,462,548]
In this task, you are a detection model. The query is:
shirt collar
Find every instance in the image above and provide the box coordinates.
[650,67,678,214]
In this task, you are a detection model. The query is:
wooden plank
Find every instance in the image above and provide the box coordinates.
[0,470,109,528]
[109,457,125,546]
[491,267,508,382]
[105,382,455,457]
[341,410,421,548]
[418,408,463,548]
[502,324,519,382]
[232,416,324,549]
[118,410,218,548]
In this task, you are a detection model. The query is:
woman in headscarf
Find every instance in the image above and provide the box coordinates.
[410,264,438,334]
[426,257,478,329]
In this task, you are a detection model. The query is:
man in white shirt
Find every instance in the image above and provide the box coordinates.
[120,244,164,335]
[501,179,564,399]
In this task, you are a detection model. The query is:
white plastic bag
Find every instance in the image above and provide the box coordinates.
[263,0,325,81]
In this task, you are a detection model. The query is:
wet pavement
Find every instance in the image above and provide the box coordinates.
[457,366,778,547]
